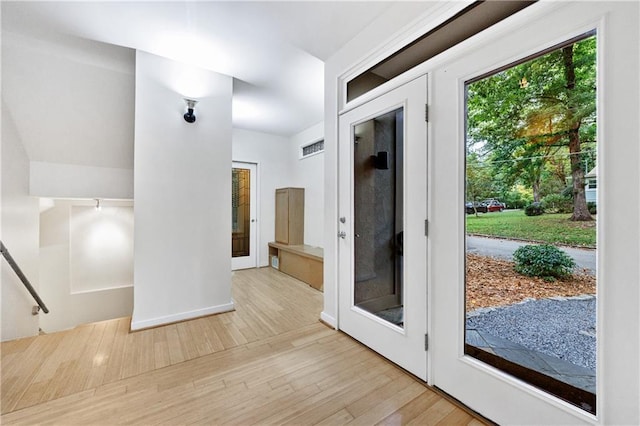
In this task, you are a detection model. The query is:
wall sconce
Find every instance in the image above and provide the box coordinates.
[183,98,198,123]
[371,151,390,170]
[95,198,102,211]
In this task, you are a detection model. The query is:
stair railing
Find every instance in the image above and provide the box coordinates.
[0,240,49,314]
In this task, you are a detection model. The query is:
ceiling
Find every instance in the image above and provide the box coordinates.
[1,1,419,138]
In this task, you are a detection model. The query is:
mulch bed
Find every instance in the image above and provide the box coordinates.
[466,253,596,310]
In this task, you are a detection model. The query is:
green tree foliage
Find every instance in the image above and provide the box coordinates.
[465,152,494,208]
[466,35,596,220]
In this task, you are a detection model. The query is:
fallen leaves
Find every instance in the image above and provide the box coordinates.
[466,253,596,310]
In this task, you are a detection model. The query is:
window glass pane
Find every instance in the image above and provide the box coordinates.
[232,168,251,258]
[354,108,404,327]
[464,33,597,413]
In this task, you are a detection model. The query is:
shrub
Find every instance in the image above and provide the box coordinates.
[541,193,573,213]
[587,202,597,215]
[513,244,576,280]
[524,202,544,216]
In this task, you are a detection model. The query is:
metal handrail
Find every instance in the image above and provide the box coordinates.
[0,240,49,314]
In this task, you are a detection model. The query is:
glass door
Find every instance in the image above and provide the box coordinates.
[232,162,257,270]
[338,75,428,380]
[426,2,632,423]
[464,32,597,414]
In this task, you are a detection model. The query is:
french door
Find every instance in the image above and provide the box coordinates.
[425,2,637,424]
[338,75,428,380]
[231,162,257,270]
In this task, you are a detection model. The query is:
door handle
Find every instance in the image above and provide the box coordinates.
[338,231,346,239]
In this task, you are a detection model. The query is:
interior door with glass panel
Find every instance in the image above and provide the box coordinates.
[232,162,257,270]
[338,75,428,380]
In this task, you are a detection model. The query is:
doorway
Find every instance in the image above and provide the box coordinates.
[232,162,258,270]
[338,75,428,380]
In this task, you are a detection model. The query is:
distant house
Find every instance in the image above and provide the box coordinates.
[585,166,597,204]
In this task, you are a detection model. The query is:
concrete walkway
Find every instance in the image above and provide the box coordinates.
[467,235,596,274]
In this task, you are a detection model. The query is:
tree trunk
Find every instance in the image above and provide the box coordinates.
[563,45,593,221]
[568,128,592,220]
[532,179,541,203]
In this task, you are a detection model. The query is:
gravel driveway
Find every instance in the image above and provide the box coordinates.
[467,296,596,371]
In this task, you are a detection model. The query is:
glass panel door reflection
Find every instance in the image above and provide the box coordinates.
[354,107,404,327]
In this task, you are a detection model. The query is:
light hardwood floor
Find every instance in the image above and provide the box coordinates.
[1,267,488,425]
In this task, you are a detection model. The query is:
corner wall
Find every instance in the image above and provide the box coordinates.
[1,102,41,341]
[132,51,233,330]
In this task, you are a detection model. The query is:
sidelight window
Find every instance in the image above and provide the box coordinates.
[464,32,598,414]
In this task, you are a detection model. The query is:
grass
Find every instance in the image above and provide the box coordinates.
[466,210,596,248]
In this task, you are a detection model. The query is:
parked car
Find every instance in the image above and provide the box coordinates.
[465,201,488,214]
[482,199,505,212]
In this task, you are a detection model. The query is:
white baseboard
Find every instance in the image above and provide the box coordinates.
[320,311,337,329]
[130,301,235,331]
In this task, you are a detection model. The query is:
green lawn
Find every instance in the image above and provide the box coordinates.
[466,210,596,248]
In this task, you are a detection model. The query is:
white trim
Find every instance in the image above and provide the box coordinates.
[459,354,599,423]
[339,1,473,109]
[339,2,571,116]
[70,284,133,295]
[320,311,337,329]
[130,301,235,331]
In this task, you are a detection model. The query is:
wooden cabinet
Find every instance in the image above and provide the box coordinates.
[275,187,304,245]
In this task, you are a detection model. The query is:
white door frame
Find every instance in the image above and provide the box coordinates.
[427,2,639,424]
[232,161,258,270]
[338,75,428,381]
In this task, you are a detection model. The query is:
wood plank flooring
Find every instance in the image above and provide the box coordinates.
[1,267,487,425]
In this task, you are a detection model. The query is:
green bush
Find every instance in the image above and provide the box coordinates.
[541,193,573,213]
[524,202,544,216]
[513,244,576,280]
[587,202,597,215]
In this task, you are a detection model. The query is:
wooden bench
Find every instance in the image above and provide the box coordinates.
[268,242,323,291]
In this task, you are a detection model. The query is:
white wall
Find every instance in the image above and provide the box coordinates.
[39,200,134,333]
[290,122,324,248]
[233,128,293,267]
[1,31,135,170]
[1,102,41,341]
[30,161,133,200]
[132,51,234,330]
[70,205,133,293]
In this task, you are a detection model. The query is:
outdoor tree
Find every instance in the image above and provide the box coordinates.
[466,152,493,215]
[466,35,596,220]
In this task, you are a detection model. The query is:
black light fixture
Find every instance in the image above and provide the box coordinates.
[183,98,198,123]
[371,151,390,170]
